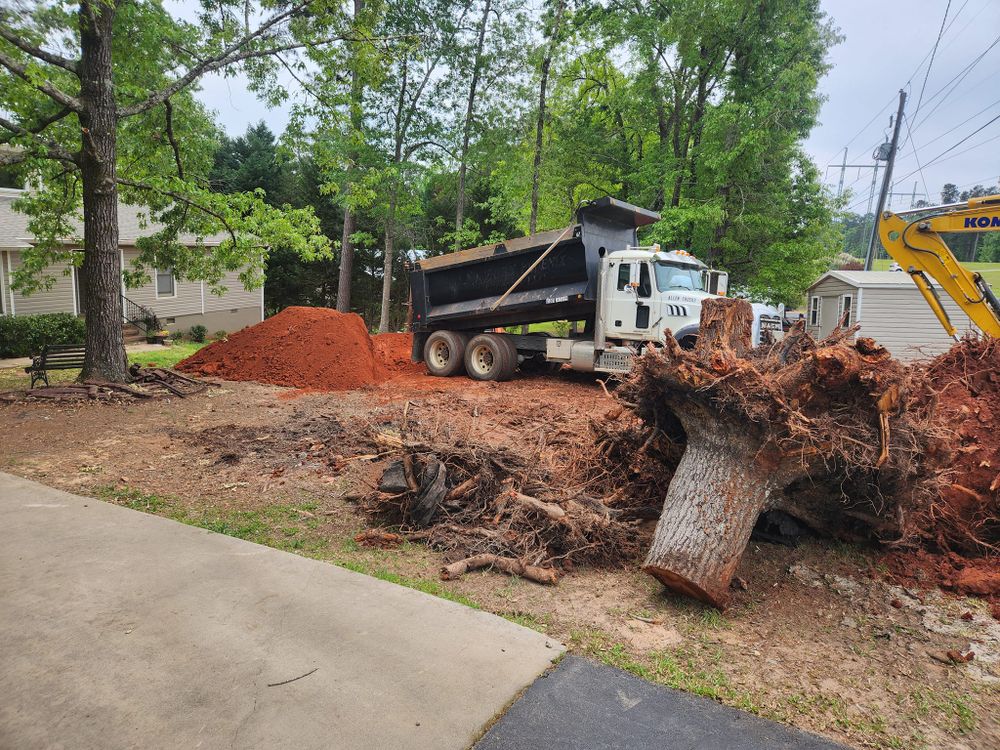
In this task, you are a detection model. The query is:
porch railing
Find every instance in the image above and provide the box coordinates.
[122,294,159,333]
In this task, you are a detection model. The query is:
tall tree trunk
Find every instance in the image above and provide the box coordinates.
[78,1,127,382]
[378,188,397,330]
[529,0,565,235]
[455,0,492,251]
[336,0,365,313]
[336,200,355,313]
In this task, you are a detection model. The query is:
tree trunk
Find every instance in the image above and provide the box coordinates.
[336,0,364,313]
[529,0,565,235]
[78,1,127,382]
[378,189,397,331]
[643,410,786,609]
[336,202,355,313]
[455,0,492,250]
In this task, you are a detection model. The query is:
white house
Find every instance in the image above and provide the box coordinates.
[0,187,263,334]
[806,270,979,361]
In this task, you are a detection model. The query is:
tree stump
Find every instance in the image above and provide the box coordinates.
[625,298,913,609]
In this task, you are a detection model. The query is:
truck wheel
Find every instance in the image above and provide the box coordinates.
[424,331,468,377]
[464,334,513,381]
[497,336,519,379]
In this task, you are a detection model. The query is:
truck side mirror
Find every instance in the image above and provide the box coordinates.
[705,270,729,296]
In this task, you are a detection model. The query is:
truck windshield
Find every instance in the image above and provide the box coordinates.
[654,262,704,292]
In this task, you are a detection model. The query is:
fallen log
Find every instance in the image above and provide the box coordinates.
[505,489,566,520]
[440,554,558,584]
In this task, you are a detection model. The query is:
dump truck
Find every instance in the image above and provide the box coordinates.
[409,197,783,380]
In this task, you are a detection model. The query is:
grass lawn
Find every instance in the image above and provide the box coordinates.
[0,340,208,391]
[872,258,1000,287]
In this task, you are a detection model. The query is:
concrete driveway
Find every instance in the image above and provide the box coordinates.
[0,473,563,750]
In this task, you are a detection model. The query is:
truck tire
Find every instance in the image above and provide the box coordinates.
[424,331,468,377]
[464,334,514,382]
[497,335,519,379]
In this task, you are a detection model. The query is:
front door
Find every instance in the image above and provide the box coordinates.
[604,260,653,340]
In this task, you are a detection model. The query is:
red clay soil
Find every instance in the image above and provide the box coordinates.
[884,337,1000,615]
[177,306,424,390]
[912,337,1000,555]
[372,333,424,376]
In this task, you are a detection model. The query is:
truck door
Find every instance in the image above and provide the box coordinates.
[604,261,652,339]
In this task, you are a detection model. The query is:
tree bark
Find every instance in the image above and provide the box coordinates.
[336,201,355,312]
[642,408,787,608]
[455,0,492,250]
[78,1,127,382]
[336,0,365,314]
[529,0,565,235]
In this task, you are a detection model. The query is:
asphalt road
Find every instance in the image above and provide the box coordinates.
[476,656,848,750]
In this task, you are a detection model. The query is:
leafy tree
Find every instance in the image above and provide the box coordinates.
[0,1,340,381]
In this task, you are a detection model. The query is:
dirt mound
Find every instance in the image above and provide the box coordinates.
[177,307,422,390]
[910,336,1000,555]
[372,333,423,376]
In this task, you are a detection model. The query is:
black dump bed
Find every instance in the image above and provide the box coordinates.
[410,197,660,332]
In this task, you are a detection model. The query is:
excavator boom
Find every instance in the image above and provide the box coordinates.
[877,195,1000,339]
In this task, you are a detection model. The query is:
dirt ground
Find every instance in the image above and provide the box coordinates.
[2,369,997,750]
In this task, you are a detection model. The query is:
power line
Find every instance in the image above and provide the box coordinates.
[894,121,1000,185]
[912,0,952,121]
[910,32,1000,133]
[902,114,930,205]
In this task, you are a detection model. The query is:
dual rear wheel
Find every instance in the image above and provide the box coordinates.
[424,331,518,381]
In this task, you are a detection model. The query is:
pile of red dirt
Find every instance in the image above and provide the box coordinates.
[177,306,422,390]
[910,336,1000,555]
[372,332,424,376]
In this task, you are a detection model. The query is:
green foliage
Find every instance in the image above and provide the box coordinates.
[0,312,86,358]
[188,324,207,343]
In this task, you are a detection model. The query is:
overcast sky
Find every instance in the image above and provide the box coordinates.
[189,0,1000,211]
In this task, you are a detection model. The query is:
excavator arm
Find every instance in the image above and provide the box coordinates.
[877,195,1000,339]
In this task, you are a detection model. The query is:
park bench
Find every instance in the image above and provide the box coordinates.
[24,344,87,388]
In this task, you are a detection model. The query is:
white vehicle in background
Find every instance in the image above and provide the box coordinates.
[409,197,785,381]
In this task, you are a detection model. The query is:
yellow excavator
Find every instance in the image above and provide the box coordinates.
[878,195,1000,339]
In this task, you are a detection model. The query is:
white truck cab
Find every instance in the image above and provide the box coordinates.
[595,246,782,350]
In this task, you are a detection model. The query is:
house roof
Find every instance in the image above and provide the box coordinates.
[0,187,228,251]
[808,270,941,291]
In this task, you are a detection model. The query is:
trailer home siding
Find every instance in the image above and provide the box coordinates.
[807,271,977,361]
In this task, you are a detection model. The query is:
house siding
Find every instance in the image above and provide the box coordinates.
[8,251,75,316]
[121,248,202,318]
[855,288,973,360]
[203,269,262,315]
[807,277,857,337]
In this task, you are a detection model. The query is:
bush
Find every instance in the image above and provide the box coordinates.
[0,313,86,358]
[189,324,207,342]
[213,330,228,340]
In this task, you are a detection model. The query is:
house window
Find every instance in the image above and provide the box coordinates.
[156,268,175,297]
[616,263,632,290]
[839,294,853,327]
[808,296,821,326]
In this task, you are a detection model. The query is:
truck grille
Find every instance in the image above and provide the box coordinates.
[665,304,690,317]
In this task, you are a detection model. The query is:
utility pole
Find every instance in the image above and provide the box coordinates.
[865,89,907,270]
[836,147,847,197]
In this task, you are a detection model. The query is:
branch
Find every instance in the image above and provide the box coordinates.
[116,177,239,246]
[0,23,79,74]
[163,99,184,179]
[0,106,72,145]
[117,0,317,118]
[0,49,83,111]
[0,114,80,165]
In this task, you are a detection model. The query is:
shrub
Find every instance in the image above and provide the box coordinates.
[189,324,207,342]
[0,313,86,358]
[213,330,228,340]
